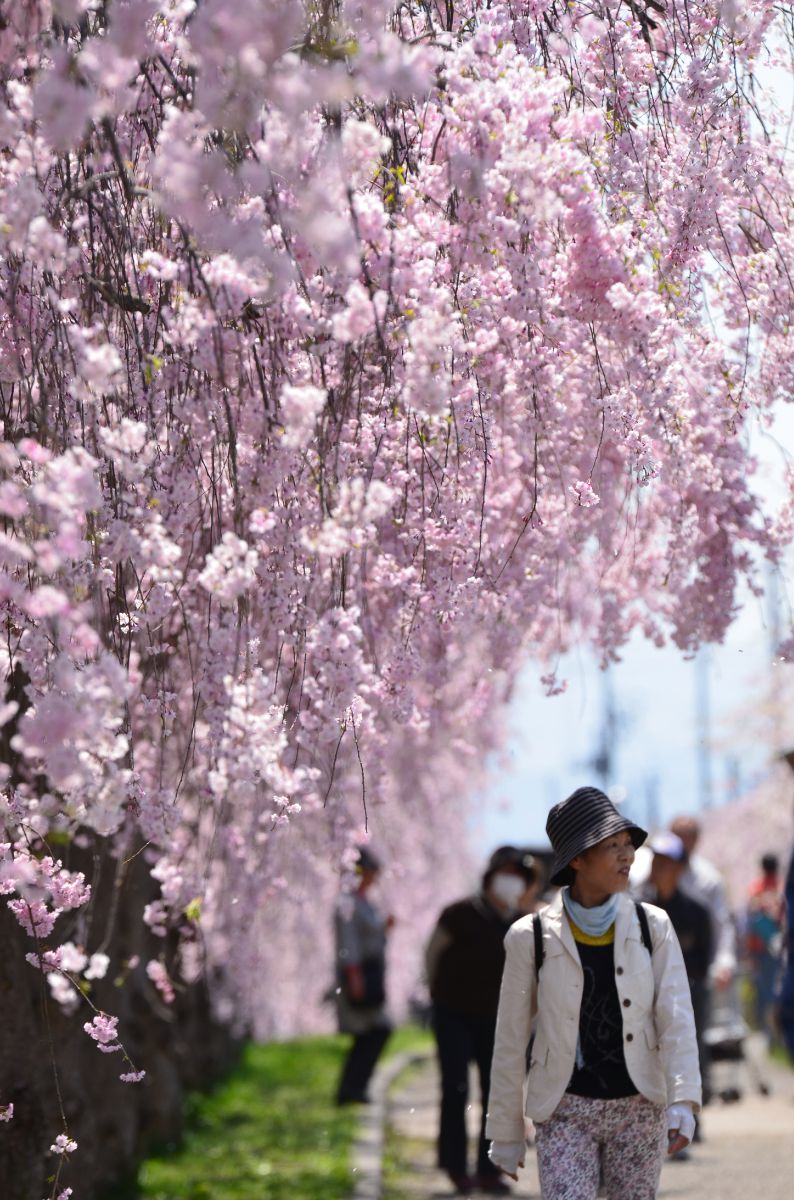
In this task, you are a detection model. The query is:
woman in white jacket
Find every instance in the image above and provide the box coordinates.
[486,786,701,1200]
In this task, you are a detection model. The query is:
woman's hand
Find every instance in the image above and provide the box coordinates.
[666,1103,696,1155]
[488,1140,525,1180]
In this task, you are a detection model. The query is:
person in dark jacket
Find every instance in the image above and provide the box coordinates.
[425,846,541,1196]
[639,831,713,1113]
[779,842,794,1061]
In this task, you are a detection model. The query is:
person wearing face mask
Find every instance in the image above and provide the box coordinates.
[425,846,541,1195]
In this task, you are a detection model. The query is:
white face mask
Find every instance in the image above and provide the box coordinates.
[489,872,526,909]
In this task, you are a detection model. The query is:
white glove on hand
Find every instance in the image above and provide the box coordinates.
[666,1103,696,1145]
[488,1140,526,1178]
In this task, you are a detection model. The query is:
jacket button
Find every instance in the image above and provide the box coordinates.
[626,1032,634,1042]
[616,966,624,975]
[623,998,631,1007]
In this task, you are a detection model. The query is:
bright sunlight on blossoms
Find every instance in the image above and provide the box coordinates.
[3,0,794,1189]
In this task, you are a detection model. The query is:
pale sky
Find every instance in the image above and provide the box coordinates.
[478,406,794,856]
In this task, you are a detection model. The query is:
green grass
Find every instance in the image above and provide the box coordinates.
[119,1025,433,1200]
[381,1035,437,1200]
[382,1130,432,1200]
[769,1041,793,1068]
[384,1022,433,1060]
[737,975,793,1071]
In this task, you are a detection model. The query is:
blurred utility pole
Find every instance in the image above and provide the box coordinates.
[590,668,618,790]
[645,775,660,832]
[695,649,713,810]
[767,563,784,750]
[724,755,741,803]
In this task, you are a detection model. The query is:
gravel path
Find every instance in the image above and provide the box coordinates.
[386,1036,794,1199]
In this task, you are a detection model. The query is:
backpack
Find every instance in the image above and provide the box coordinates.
[532,900,653,979]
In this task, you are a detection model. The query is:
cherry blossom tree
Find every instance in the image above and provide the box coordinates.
[2,0,794,1180]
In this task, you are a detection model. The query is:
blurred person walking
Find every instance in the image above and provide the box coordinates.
[425,846,541,1195]
[669,816,736,988]
[744,853,784,1047]
[638,831,712,1144]
[487,787,701,1200]
[334,846,393,1105]
[669,814,736,1102]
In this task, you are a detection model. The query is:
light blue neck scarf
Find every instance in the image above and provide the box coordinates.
[562,888,619,936]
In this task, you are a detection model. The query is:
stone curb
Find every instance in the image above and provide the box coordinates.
[351,1046,434,1200]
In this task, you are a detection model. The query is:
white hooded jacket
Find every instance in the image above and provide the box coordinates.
[485,890,702,1137]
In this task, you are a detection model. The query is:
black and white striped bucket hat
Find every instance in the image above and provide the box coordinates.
[546,786,647,887]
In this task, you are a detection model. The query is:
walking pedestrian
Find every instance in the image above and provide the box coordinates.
[486,786,701,1200]
[334,846,393,1105]
[639,831,712,1149]
[669,815,736,985]
[744,853,784,1047]
[426,846,541,1195]
[669,814,736,1102]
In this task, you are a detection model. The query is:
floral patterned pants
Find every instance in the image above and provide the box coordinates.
[535,1092,667,1200]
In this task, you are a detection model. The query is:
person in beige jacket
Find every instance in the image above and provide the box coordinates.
[486,787,701,1200]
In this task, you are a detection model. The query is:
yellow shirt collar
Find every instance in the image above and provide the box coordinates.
[567,915,615,946]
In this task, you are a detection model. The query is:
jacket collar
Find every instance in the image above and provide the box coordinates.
[542,890,638,966]
[540,890,579,966]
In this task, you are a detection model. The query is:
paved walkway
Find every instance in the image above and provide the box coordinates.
[386,1037,794,1199]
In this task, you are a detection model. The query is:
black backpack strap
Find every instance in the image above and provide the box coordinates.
[635,901,653,956]
[532,912,544,979]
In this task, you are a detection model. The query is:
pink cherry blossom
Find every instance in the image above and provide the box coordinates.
[570,481,601,509]
[49,1133,77,1155]
[84,951,110,981]
[279,383,328,449]
[83,1013,121,1053]
[197,533,259,606]
[146,959,176,1004]
[7,898,61,938]
[2,1,794,1175]
[40,860,91,910]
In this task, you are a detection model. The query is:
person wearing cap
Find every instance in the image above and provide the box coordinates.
[638,832,712,1138]
[633,817,736,994]
[486,787,701,1200]
[334,846,393,1105]
[425,846,541,1195]
[668,816,736,990]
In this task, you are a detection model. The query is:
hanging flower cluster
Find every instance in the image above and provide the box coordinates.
[2,0,794,1168]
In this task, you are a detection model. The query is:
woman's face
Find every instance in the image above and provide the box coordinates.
[571,829,635,895]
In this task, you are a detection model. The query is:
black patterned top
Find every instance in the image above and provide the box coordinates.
[566,921,638,1100]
